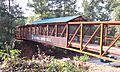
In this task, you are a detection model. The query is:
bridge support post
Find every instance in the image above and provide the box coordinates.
[104,25,108,46]
[66,24,69,48]
[80,23,83,51]
[47,25,49,36]
[35,25,37,35]
[26,27,28,38]
[100,23,103,56]
[19,27,21,39]
[55,24,58,37]
[22,28,24,39]
[30,26,32,35]
[38,25,40,35]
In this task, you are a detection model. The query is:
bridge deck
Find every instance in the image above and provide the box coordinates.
[69,42,120,56]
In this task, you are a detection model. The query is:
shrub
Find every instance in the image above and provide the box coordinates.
[47,59,86,72]
[73,54,89,62]
[0,49,21,61]
[2,58,40,72]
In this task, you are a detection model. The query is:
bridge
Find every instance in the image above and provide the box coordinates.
[15,15,120,63]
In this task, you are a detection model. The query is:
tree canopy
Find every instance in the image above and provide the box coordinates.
[27,0,80,20]
[0,0,24,48]
[81,0,120,21]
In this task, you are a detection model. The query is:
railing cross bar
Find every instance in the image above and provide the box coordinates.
[68,25,81,47]
[102,34,120,56]
[82,25,101,50]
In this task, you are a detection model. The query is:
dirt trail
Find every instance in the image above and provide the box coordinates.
[73,61,120,72]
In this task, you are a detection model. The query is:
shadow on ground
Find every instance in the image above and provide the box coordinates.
[15,40,84,59]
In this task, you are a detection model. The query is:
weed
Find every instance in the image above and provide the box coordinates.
[47,59,86,72]
[73,54,89,62]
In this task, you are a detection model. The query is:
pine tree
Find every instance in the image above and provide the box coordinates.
[28,0,79,19]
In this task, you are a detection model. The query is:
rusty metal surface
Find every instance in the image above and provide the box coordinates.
[26,35,67,48]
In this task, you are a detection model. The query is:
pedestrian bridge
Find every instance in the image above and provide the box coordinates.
[15,15,120,63]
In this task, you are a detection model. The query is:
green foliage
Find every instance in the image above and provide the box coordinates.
[26,14,41,24]
[0,49,21,61]
[28,0,79,19]
[106,0,120,20]
[15,17,27,25]
[27,0,51,19]
[47,59,86,72]
[2,58,40,72]
[82,0,110,21]
[115,40,120,46]
[73,54,89,62]
[0,0,24,47]
[47,0,79,17]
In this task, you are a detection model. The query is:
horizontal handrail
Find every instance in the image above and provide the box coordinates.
[68,21,120,25]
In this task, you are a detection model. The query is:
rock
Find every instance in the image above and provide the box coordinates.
[61,57,70,61]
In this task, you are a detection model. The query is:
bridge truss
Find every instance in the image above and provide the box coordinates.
[16,21,120,63]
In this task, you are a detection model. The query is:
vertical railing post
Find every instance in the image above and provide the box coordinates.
[80,23,83,51]
[55,24,57,37]
[30,26,32,40]
[39,25,41,35]
[36,26,38,35]
[24,27,27,38]
[29,26,30,35]
[66,24,69,48]
[21,27,23,38]
[20,27,21,39]
[26,26,29,38]
[16,27,19,39]
[24,27,26,39]
[47,25,49,36]
[38,26,39,35]
[35,25,37,35]
[30,26,33,40]
[22,27,24,39]
[105,25,108,45]
[100,23,103,56]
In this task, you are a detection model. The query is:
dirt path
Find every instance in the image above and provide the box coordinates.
[73,61,120,72]
[88,63,120,72]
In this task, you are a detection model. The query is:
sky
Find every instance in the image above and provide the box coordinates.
[16,0,34,17]
[16,0,83,17]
